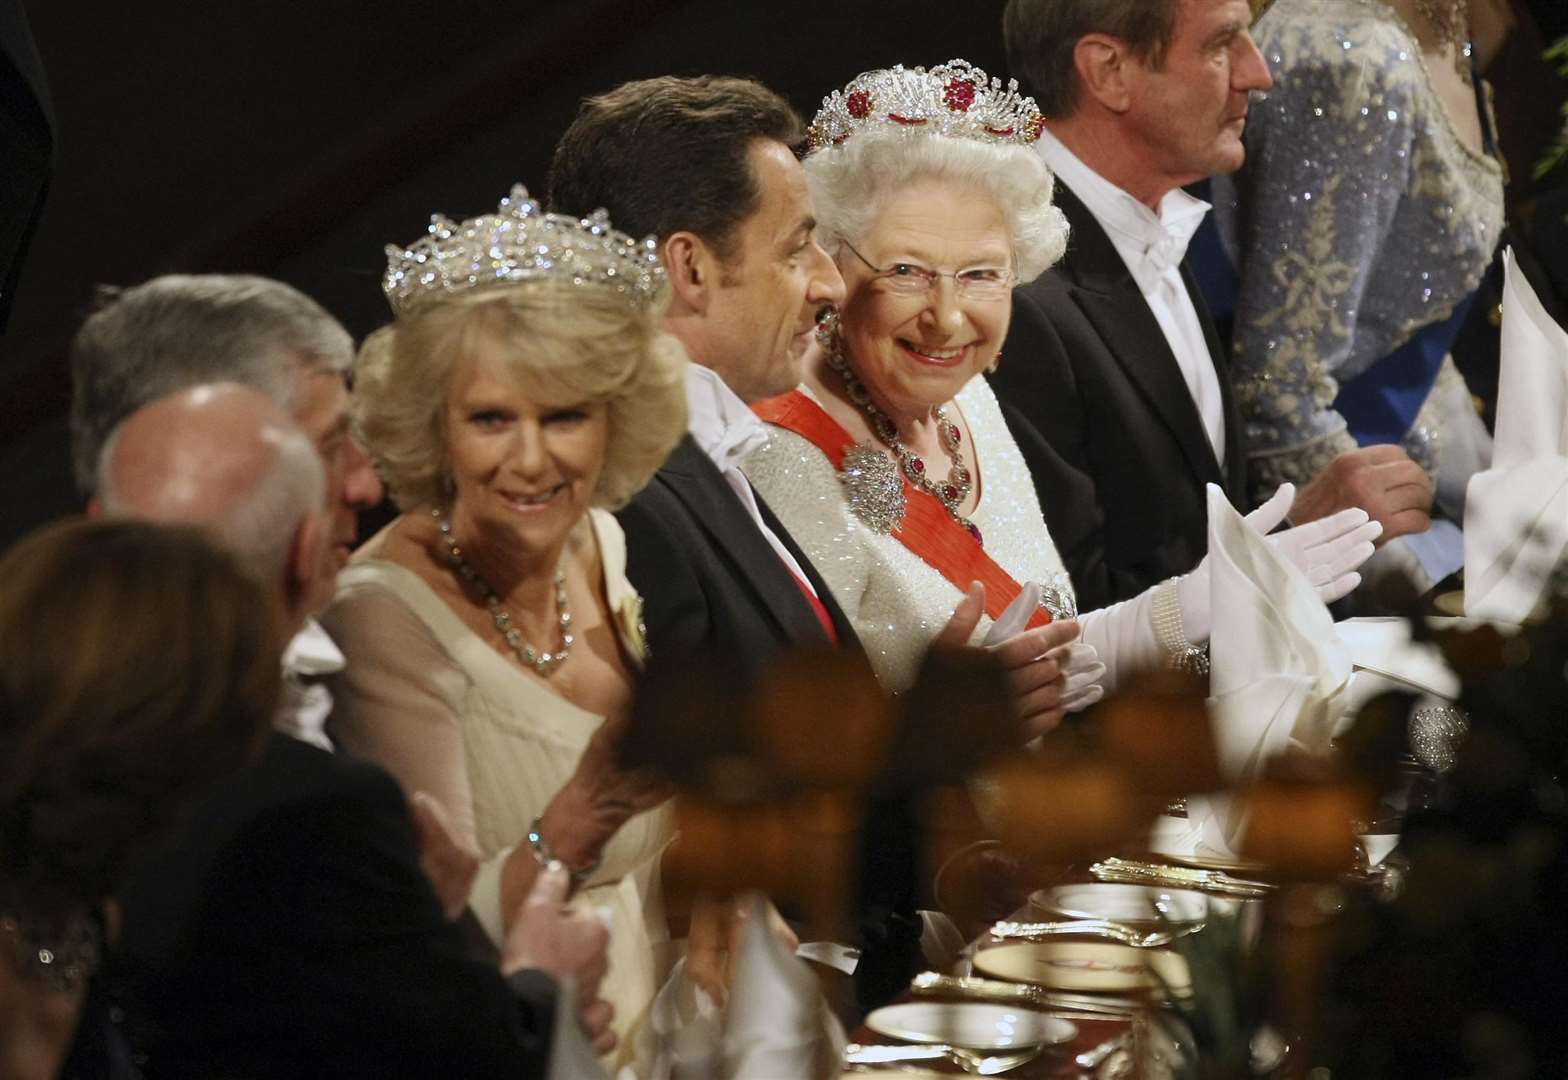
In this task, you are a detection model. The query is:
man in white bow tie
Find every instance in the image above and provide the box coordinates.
[990,0,1437,612]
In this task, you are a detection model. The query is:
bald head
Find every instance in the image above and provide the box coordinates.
[99,384,329,620]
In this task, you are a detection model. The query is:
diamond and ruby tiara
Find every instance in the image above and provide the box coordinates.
[382,184,665,316]
[805,59,1044,154]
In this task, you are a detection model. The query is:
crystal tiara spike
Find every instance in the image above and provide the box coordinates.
[382,184,665,316]
[805,58,1045,154]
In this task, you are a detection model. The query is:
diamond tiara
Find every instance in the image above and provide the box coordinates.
[806,59,1044,154]
[382,184,665,316]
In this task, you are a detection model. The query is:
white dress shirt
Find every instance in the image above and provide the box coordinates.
[1037,130,1227,467]
[277,616,345,751]
[683,364,819,595]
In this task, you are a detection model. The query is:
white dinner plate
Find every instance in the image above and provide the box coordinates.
[974,941,1191,994]
[1158,848,1269,874]
[863,1001,1076,1050]
[1030,882,1208,924]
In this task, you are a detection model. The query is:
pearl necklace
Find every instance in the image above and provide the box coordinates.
[434,509,573,675]
[823,335,983,546]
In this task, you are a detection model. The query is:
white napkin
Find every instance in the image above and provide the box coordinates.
[1464,248,1568,623]
[1187,486,1352,858]
[1332,616,1461,725]
[546,977,612,1080]
[722,897,844,1080]
[643,957,723,1080]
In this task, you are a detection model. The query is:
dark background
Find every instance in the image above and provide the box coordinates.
[3,1,1565,552]
[0,0,1009,548]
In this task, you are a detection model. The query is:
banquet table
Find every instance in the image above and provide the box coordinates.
[844,859,1271,1078]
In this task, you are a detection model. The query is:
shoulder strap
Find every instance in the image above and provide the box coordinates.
[753,391,1049,629]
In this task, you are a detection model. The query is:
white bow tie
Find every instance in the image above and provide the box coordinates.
[1140,231,1189,281]
[712,418,771,474]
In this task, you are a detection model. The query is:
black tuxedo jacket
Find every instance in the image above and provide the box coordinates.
[111,733,555,1079]
[0,0,53,332]
[991,182,1248,611]
[616,435,925,1017]
[616,434,857,678]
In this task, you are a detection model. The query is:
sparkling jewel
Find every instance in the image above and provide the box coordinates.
[838,442,907,535]
[806,59,1044,154]
[435,509,574,675]
[383,185,664,316]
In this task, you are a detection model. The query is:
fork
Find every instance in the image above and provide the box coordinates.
[990,918,1201,948]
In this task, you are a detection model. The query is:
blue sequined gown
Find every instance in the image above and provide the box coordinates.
[1212,0,1505,510]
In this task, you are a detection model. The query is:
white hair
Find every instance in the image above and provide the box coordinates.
[802,130,1069,284]
[98,422,326,588]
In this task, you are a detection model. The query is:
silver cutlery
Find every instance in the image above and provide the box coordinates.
[1091,857,1273,898]
[990,918,1203,948]
[844,1041,1043,1075]
[910,971,1141,1016]
[1074,1032,1131,1069]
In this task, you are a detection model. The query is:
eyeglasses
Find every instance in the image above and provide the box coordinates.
[840,239,1015,301]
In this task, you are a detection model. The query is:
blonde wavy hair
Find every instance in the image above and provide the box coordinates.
[802,128,1069,285]
[354,281,688,512]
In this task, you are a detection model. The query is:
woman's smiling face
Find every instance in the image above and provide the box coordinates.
[442,332,608,562]
[835,177,1013,421]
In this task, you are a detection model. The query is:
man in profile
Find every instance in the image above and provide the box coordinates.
[88,380,609,1071]
[549,75,852,678]
[550,75,947,1016]
[992,0,1436,610]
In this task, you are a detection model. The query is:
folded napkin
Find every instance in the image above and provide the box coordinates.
[546,977,612,1080]
[1187,486,1352,859]
[1333,616,1461,724]
[722,896,844,1080]
[643,957,723,1080]
[1464,248,1568,622]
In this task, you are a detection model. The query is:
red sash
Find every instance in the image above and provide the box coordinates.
[753,391,1050,630]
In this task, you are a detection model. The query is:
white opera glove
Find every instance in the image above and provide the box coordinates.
[1171,483,1383,650]
[1257,483,1382,603]
[982,582,1041,645]
[983,583,1107,713]
[1056,641,1106,713]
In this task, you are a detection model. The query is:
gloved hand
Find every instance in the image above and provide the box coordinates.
[1249,482,1382,602]
[1174,483,1382,645]
[983,582,1106,715]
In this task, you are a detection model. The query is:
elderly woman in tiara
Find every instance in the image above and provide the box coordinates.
[320,188,688,1062]
[744,60,1382,718]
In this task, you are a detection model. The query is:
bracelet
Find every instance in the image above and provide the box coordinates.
[1152,578,1209,677]
[525,817,601,884]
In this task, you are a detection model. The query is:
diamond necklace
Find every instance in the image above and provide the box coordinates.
[434,509,573,675]
[823,335,984,546]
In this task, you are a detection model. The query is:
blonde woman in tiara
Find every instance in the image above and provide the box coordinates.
[320,188,688,1063]
[743,60,1381,715]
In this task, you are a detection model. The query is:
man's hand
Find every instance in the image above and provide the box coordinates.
[990,619,1082,738]
[1290,445,1433,544]
[933,583,1082,738]
[408,791,480,921]
[502,864,616,1054]
[685,892,800,1006]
